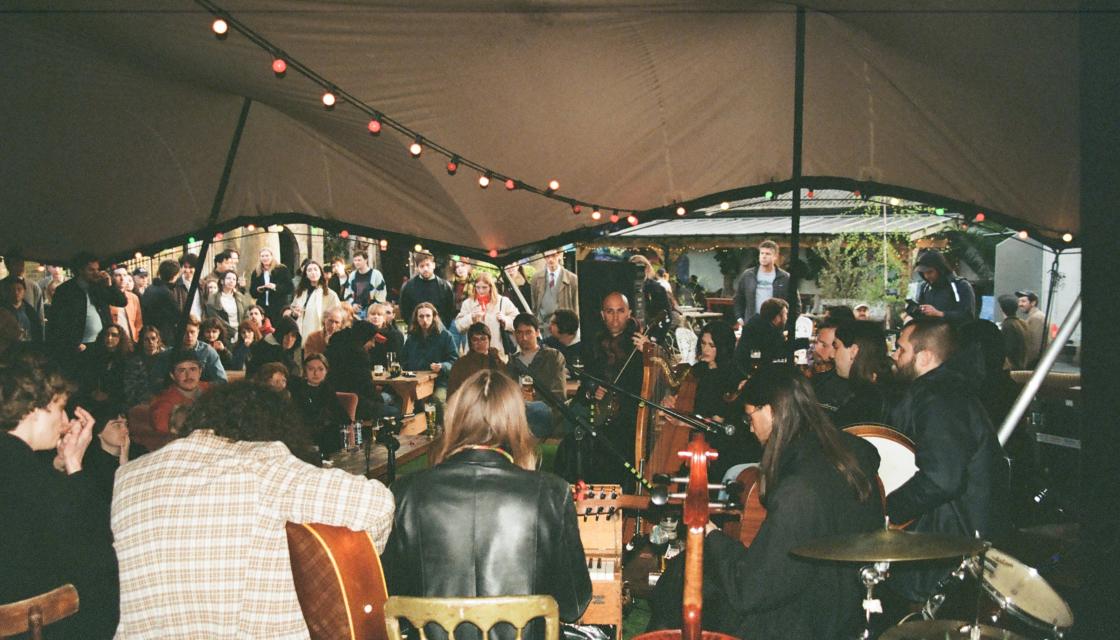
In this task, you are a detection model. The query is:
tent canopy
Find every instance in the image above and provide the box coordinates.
[1,1,1079,263]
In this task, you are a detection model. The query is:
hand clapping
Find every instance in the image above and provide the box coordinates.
[58,406,96,474]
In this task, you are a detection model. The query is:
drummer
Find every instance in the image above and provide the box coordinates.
[649,365,883,640]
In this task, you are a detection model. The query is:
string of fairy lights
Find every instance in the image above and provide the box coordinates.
[195,1,1073,252]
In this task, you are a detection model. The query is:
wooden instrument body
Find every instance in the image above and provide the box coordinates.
[842,423,917,525]
[573,484,625,633]
[286,522,388,640]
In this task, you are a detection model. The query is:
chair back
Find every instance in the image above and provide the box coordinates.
[383,595,559,640]
[0,584,79,640]
[336,392,360,422]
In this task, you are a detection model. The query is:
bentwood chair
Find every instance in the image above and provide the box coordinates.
[384,595,559,640]
[0,584,79,640]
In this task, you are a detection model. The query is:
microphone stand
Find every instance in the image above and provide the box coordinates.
[568,368,736,439]
[372,416,403,484]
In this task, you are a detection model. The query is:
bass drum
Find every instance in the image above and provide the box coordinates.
[842,424,917,512]
[927,548,1074,639]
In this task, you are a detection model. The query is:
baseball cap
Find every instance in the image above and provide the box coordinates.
[132,267,149,277]
[1014,290,1038,303]
[854,303,870,311]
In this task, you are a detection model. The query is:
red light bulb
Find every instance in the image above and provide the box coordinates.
[609,212,620,224]
[627,214,639,226]
[975,212,985,222]
[488,249,498,258]
[340,230,350,239]
[271,58,287,75]
[367,118,382,135]
[571,204,582,215]
[505,179,516,191]
[447,158,459,175]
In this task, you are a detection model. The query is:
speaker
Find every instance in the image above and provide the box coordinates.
[576,260,645,342]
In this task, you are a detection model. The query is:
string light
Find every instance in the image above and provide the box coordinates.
[547,179,560,192]
[504,178,516,191]
[720,202,730,211]
[212,19,229,37]
[321,91,336,108]
[1017,230,1029,240]
[807,189,815,198]
[134,251,143,260]
[367,116,382,135]
[340,229,350,239]
[676,206,687,216]
[974,212,985,222]
[571,204,582,215]
[478,173,491,189]
[1062,233,1073,243]
[414,243,424,252]
[446,156,459,175]
[214,232,224,241]
[246,224,256,231]
[489,249,499,258]
[409,137,423,157]
[188,236,196,243]
[889,197,901,206]
[627,214,639,226]
[379,239,388,250]
[764,191,774,199]
[609,211,620,224]
[591,209,602,220]
[271,58,287,76]
[935,208,946,215]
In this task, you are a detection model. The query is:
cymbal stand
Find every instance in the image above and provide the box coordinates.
[858,561,890,640]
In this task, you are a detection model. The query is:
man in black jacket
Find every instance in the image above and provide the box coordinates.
[399,252,455,327]
[887,318,1004,601]
[733,297,788,374]
[47,253,127,371]
[141,260,182,346]
[913,249,976,324]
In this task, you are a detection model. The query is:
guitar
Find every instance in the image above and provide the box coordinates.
[286,522,389,640]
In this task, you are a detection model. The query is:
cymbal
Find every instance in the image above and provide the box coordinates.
[790,529,984,562]
[880,620,1026,640]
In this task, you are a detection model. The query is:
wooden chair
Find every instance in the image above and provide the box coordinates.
[0,584,79,640]
[384,595,559,640]
[335,392,359,423]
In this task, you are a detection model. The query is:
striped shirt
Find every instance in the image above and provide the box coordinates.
[112,430,394,639]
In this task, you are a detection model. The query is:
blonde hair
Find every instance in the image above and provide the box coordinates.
[472,271,495,297]
[432,370,536,470]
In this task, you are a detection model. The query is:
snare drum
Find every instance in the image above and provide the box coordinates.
[929,548,1074,638]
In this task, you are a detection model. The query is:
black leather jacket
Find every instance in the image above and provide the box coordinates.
[382,448,592,640]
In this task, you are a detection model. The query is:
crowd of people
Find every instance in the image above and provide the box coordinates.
[0,238,1039,639]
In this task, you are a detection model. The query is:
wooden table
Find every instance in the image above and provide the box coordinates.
[328,433,433,483]
[372,370,438,435]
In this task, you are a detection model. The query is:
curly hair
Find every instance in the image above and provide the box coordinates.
[181,381,312,456]
[0,352,75,432]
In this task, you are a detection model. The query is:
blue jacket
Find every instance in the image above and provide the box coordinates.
[401,329,458,387]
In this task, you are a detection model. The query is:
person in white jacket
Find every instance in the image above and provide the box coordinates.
[453,271,518,357]
[289,260,341,340]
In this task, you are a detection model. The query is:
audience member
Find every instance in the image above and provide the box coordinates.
[367,302,405,367]
[229,320,260,371]
[140,259,182,345]
[343,250,387,319]
[824,304,856,323]
[81,412,147,504]
[79,325,133,416]
[290,353,350,458]
[180,315,228,383]
[0,277,42,344]
[245,303,275,338]
[0,252,46,340]
[0,354,119,639]
[326,256,348,300]
[383,369,591,635]
[130,266,150,296]
[401,302,458,397]
[997,294,1030,370]
[248,247,293,323]
[1015,290,1047,366]
[253,361,290,397]
[149,350,210,434]
[171,253,204,321]
[400,252,455,327]
[543,308,580,362]
[854,303,871,321]
[109,266,144,341]
[200,317,233,370]
[303,305,348,356]
[113,381,394,638]
[323,322,386,420]
[733,239,790,326]
[248,316,303,379]
[809,319,851,413]
[913,250,976,324]
[291,260,340,340]
[449,260,476,315]
[506,314,567,437]
[47,252,127,368]
[631,255,677,333]
[454,271,518,357]
[204,270,253,339]
[124,325,171,406]
[448,322,505,398]
[530,250,579,337]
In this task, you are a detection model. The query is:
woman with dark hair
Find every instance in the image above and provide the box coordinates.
[248,247,293,323]
[124,325,171,406]
[1,353,119,638]
[247,316,302,378]
[290,352,350,458]
[400,301,458,396]
[204,270,253,339]
[651,365,882,640]
[200,316,233,370]
[832,320,897,427]
[383,370,591,639]
[229,320,260,371]
[290,260,340,341]
[80,324,134,414]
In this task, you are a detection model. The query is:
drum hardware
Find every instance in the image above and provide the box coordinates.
[857,561,891,640]
[880,620,1027,640]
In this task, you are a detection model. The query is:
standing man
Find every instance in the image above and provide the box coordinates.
[343,250,386,320]
[47,253,127,368]
[399,252,455,327]
[142,260,182,346]
[530,250,579,337]
[1015,289,1047,366]
[172,253,204,320]
[110,266,144,342]
[114,382,393,638]
[1,252,46,341]
[887,318,1002,602]
[732,240,790,326]
[131,267,150,296]
[997,294,1030,370]
[912,250,976,324]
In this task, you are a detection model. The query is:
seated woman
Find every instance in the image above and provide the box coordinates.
[289,353,350,459]
[453,271,518,358]
[650,365,882,640]
[0,353,119,638]
[200,317,233,370]
[665,320,758,480]
[229,320,260,371]
[253,362,290,396]
[447,322,504,398]
[81,410,147,503]
[832,320,897,427]
[79,324,134,416]
[124,325,171,406]
[382,370,592,640]
[366,302,404,368]
[400,302,458,400]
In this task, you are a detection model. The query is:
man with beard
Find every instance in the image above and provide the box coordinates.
[809,319,851,414]
[885,318,1003,602]
[556,292,647,486]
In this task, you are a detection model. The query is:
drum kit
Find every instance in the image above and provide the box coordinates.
[791,527,1074,640]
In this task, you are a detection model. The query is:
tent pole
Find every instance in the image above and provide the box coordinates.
[175,98,253,346]
[786,6,806,351]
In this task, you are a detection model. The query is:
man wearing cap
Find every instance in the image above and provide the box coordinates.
[854,303,871,321]
[131,267,150,296]
[912,250,976,324]
[1016,290,1047,366]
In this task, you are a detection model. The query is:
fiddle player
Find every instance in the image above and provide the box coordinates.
[555,291,647,485]
[649,366,882,640]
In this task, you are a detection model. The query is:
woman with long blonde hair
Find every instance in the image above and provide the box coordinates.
[383,370,591,638]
